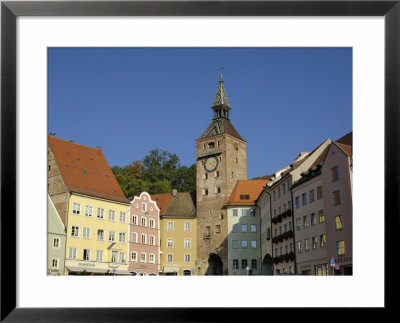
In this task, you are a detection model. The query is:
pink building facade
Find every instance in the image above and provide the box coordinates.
[128,192,161,276]
[321,142,353,275]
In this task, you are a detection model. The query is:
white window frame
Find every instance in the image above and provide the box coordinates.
[149,253,155,264]
[119,232,126,243]
[131,232,137,243]
[149,219,155,228]
[167,221,174,232]
[82,227,91,239]
[72,203,81,215]
[250,224,257,233]
[141,234,147,244]
[141,217,147,227]
[119,212,126,223]
[97,207,105,219]
[83,249,91,261]
[69,247,77,259]
[97,229,105,241]
[96,250,104,262]
[108,230,116,242]
[167,239,174,248]
[167,254,173,263]
[131,251,137,262]
[111,251,118,263]
[140,252,146,263]
[233,209,238,217]
[51,257,59,269]
[132,215,138,225]
[184,253,191,263]
[184,238,191,248]
[184,222,191,231]
[53,237,60,249]
[85,205,93,217]
[120,252,126,264]
[108,209,116,222]
[149,235,155,246]
[71,225,79,237]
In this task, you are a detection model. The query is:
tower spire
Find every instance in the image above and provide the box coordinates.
[211,74,231,119]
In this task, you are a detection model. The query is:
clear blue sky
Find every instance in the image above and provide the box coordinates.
[48,48,352,179]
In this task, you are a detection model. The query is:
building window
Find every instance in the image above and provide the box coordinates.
[119,232,126,243]
[149,254,155,264]
[317,186,323,200]
[203,173,208,180]
[53,237,60,248]
[202,188,208,196]
[232,224,238,233]
[108,231,116,242]
[142,203,147,212]
[167,221,174,231]
[310,213,317,226]
[51,258,59,269]
[96,229,104,241]
[167,239,173,248]
[167,254,173,263]
[266,228,271,240]
[251,259,258,270]
[140,253,146,263]
[83,249,91,261]
[141,234,147,244]
[184,239,191,248]
[283,184,286,194]
[251,240,257,249]
[82,227,91,239]
[312,237,318,249]
[241,224,248,233]
[278,187,281,198]
[131,252,137,262]
[149,219,155,228]
[111,251,118,263]
[208,142,215,149]
[302,193,307,206]
[233,209,238,217]
[205,226,211,238]
[273,191,276,201]
[131,232,137,243]
[315,264,329,276]
[132,215,138,225]
[333,190,342,206]
[250,209,256,216]
[303,215,309,228]
[85,205,93,217]
[215,171,220,178]
[215,186,221,193]
[331,166,340,182]
[320,234,327,248]
[119,212,126,223]
[108,210,116,222]
[120,252,126,264]
[274,209,277,218]
[295,196,300,208]
[242,209,248,217]
[242,259,248,269]
[97,207,104,219]
[336,240,345,256]
[72,203,81,215]
[241,240,248,248]
[309,190,315,203]
[71,226,79,237]
[150,235,155,246]
[216,225,221,233]
[335,215,344,230]
[305,239,310,251]
[297,241,302,254]
[278,207,281,215]
[232,240,239,249]
[284,224,287,233]
[250,224,257,233]
[184,222,191,231]
[96,250,104,262]
[233,259,239,270]
[318,210,325,223]
[240,194,250,200]
[141,217,146,227]
[184,254,191,263]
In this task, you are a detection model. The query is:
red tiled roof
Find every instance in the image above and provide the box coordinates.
[151,193,173,215]
[336,131,352,146]
[48,135,129,204]
[226,179,270,206]
[337,143,352,158]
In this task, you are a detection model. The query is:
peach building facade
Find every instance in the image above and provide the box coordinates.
[128,192,160,276]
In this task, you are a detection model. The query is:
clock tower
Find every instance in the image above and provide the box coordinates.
[196,75,247,275]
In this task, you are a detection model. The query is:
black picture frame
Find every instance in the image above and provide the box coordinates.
[1,0,398,321]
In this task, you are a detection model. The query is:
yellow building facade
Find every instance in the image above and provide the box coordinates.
[153,191,197,276]
[160,216,197,275]
[65,193,130,275]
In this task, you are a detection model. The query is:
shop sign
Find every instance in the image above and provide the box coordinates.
[78,262,95,268]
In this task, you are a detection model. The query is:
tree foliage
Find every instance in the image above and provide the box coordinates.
[112,148,196,198]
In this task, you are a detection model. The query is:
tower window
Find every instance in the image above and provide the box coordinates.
[208,142,215,149]
[202,189,208,196]
[215,186,221,194]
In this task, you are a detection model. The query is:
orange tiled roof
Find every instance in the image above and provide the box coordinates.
[337,143,352,158]
[336,131,352,146]
[151,193,173,215]
[48,135,129,204]
[226,179,270,206]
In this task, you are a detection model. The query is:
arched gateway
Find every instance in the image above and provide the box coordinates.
[206,253,223,275]
[262,254,273,275]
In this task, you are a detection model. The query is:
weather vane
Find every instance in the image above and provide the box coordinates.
[219,66,224,81]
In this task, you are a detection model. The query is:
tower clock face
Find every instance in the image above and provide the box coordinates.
[204,156,218,172]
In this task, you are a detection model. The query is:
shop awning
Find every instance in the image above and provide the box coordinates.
[66,266,108,274]
[163,266,179,273]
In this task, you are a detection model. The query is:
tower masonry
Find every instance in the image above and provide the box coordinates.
[196,75,247,275]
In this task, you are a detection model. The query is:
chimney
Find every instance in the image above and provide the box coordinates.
[172,189,177,197]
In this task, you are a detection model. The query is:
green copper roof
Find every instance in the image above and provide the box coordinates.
[199,118,244,141]
[211,79,231,110]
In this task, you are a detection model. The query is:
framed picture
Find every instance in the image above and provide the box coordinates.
[1,0,397,320]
